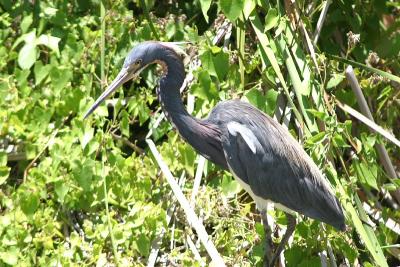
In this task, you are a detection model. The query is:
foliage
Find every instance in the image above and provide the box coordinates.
[1,0,400,266]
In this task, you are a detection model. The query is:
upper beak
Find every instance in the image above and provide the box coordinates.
[83,67,135,119]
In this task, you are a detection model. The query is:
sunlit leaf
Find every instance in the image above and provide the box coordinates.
[327,73,345,89]
[54,180,69,203]
[265,8,279,31]
[34,61,52,85]
[20,15,33,33]
[37,34,61,56]
[243,0,256,19]
[18,43,37,69]
[0,250,18,265]
[199,0,212,22]
[20,191,40,216]
[221,175,241,198]
[0,166,10,185]
[219,0,245,22]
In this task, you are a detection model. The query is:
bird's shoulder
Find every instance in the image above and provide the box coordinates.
[208,100,298,158]
[207,99,264,123]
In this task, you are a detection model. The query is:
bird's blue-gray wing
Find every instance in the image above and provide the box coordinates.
[209,100,345,230]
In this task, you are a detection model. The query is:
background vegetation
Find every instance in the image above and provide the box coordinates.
[1,0,399,266]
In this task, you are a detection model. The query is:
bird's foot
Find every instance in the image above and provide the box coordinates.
[261,210,274,267]
[262,212,297,267]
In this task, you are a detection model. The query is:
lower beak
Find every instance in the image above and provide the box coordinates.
[83,67,133,119]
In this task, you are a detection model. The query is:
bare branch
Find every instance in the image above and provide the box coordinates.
[146,139,225,266]
[190,156,206,207]
[110,132,144,155]
[313,0,332,45]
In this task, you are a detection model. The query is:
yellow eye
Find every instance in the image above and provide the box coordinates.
[135,59,142,66]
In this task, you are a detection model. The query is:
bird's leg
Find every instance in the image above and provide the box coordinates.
[261,210,274,267]
[269,213,296,267]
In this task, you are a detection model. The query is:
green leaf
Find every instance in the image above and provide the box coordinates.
[18,43,37,69]
[43,7,58,16]
[306,109,328,121]
[327,73,345,89]
[355,161,378,189]
[200,48,229,80]
[178,144,196,177]
[0,151,7,166]
[54,180,69,203]
[382,183,397,191]
[243,0,256,19]
[245,88,265,110]
[34,61,52,85]
[221,175,242,198]
[50,67,72,93]
[0,166,10,185]
[305,132,326,145]
[333,134,350,148]
[136,234,150,257]
[20,191,40,216]
[72,160,93,192]
[78,123,94,149]
[249,13,304,127]
[264,89,278,115]
[392,179,400,188]
[265,8,279,31]
[191,70,218,100]
[199,0,212,22]
[0,250,18,265]
[334,178,388,267]
[37,34,61,56]
[120,112,130,137]
[219,0,245,22]
[12,30,36,50]
[20,15,33,34]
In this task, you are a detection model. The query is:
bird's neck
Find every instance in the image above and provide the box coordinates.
[155,49,227,168]
[157,59,203,145]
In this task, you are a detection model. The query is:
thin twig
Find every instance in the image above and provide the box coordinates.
[320,250,328,267]
[110,132,144,155]
[23,128,59,182]
[327,240,337,267]
[313,0,332,45]
[147,173,186,267]
[212,20,232,46]
[344,66,400,204]
[335,100,400,148]
[363,202,400,235]
[284,0,320,77]
[102,161,121,267]
[186,235,205,266]
[146,139,225,266]
[190,156,206,207]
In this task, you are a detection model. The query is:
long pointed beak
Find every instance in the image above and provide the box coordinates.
[83,67,133,119]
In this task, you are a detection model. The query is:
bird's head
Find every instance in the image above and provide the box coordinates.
[83,41,186,119]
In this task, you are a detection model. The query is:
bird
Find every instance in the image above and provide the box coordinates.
[84,41,346,266]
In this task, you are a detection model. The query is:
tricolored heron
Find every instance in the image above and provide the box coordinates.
[84,41,345,266]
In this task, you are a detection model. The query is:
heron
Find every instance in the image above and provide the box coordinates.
[84,41,345,266]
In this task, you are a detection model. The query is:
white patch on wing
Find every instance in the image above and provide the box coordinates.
[227,121,261,154]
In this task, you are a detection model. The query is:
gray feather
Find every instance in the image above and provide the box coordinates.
[206,100,345,231]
